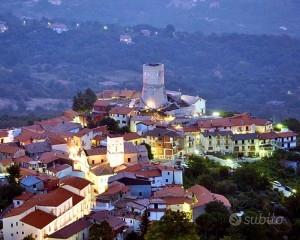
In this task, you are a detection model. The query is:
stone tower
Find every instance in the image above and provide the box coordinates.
[141,63,167,109]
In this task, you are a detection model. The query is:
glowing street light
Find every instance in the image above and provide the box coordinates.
[276,123,283,129]
[212,111,220,117]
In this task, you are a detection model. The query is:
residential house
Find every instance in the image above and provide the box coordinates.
[108,173,151,198]
[109,107,135,128]
[142,127,183,160]
[48,211,127,240]
[2,177,92,240]
[0,143,25,160]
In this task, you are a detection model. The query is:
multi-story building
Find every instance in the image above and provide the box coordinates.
[2,177,93,240]
[142,127,183,160]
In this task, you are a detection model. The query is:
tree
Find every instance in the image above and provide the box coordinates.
[6,164,21,184]
[141,143,153,160]
[232,165,270,191]
[282,118,300,133]
[97,117,120,132]
[145,210,199,240]
[139,210,150,239]
[72,88,97,113]
[196,201,230,240]
[89,221,115,240]
[196,174,216,191]
[23,234,35,240]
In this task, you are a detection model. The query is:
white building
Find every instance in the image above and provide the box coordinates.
[107,136,125,168]
[109,107,135,128]
[2,177,93,240]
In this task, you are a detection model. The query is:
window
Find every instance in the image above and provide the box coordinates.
[11,223,13,228]
[16,201,20,205]
[128,158,131,163]
[92,160,95,165]
[16,222,18,226]
[139,192,142,196]
[154,203,158,209]
[166,179,169,183]
[167,172,170,175]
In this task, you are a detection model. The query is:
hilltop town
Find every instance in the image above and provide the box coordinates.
[0,63,299,240]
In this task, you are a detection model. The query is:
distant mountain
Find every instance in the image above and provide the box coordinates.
[1,0,300,36]
[0,15,300,120]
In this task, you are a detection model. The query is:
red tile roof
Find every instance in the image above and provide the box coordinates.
[0,143,23,154]
[48,217,92,239]
[20,209,56,229]
[5,187,84,217]
[154,186,185,198]
[60,176,91,190]
[100,182,128,197]
[14,192,34,201]
[123,132,141,141]
[14,155,32,165]
[74,128,92,138]
[276,131,297,138]
[197,113,271,129]
[109,106,134,115]
[39,151,70,164]
[0,129,8,138]
[187,185,231,208]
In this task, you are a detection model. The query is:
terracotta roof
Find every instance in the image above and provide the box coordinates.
[46,132,67,145]
[197,113,271,129]
[5,187,83,217]
[162,196,193,205]
[48,217,91,239]
[39,151,70,164]
[14,155,32,165]
[20,209,56,229]
[25,141,52,154]
[109,106,134,115]
[74,128,92,138]
[123,132,141,141]
[85,147,107,156]
[136,169,161,178]
[0,129,8,138]
[258,132,279,140]
[154,186,185,198]
[187,185,231,208]
[15,130,47,143]
[0,143,23,154]
[14,192,34,201]
[90,211,127,231]
[276,131,297,138]
[94,99,115,107]
[0,158,13,166]
[100,182,128,197]
[90,164,113,176]
[48,164,72,174]
[60,176,91,190]
[20,168,39,177]
[183,126,199,133]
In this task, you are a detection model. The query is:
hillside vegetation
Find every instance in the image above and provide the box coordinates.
[0,15,300,119]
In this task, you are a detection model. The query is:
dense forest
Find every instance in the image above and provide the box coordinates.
[0,14,300,120]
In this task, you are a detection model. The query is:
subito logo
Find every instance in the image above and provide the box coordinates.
[229,213,242,226]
